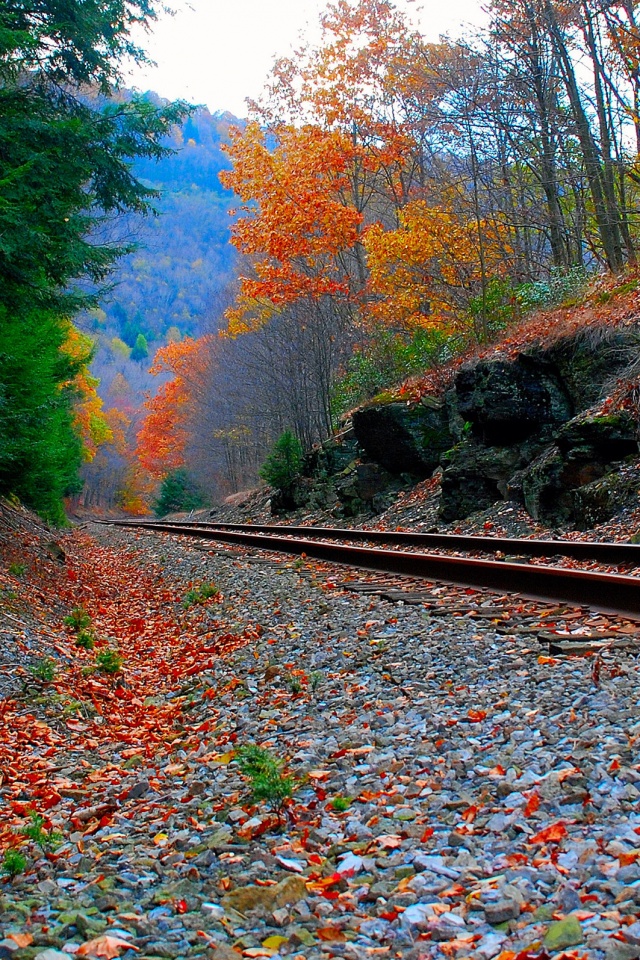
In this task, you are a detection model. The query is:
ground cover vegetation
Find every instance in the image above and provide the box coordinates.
[0,0,188,522]
[134,0,640,510]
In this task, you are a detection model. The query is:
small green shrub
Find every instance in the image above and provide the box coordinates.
[287,675,302,694]
[95,650,123,674]
[64,607,91,631]
[516,266,589,311]
[8,562,26,577]
[183,582,219,608]
[29,657,56,683]
[22,812,63,852]
[331,326,454,420]
[310,671,323,693]
[331,796,351,812]
[1,848,26,878]
[236,745,296,815]
[75,629,95,650]
[259,430,303,495]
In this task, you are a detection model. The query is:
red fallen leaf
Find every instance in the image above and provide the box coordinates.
[174,899,188,914]
[468,709,487,722]
[317,926,346,941]
[77,934,139,957]
[514,950,551,960]
[529,822,568,845]
[524,792,541,817]
[421,826,434,842]
[619,852,638,866]
[461,804,478,822]
[307,871,343,889]
[609,759,621,772]
[488,765,506,777]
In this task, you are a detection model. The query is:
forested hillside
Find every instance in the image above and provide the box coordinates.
[77,105,240,513]
[87,104,238,349]
[133,0,640,518]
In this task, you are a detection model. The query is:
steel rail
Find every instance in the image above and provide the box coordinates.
[107,518,640,564]
[98,519,640,618]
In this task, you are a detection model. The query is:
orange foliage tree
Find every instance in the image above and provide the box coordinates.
[365,199,511,331]
[136,336,214,478]
[221,0,512,342]
[221,123,365,334]
[62,325,113,462]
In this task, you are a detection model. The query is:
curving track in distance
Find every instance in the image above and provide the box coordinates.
[97,518,640,619]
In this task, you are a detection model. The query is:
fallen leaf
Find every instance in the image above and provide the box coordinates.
[529,822,568,845]
[317,926,346,942]
[77,935,139,958]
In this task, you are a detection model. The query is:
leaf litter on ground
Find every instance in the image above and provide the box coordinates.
[0,504,639,960]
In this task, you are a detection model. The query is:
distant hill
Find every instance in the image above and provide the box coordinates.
[84,103,239,350]
[80,101,240,435]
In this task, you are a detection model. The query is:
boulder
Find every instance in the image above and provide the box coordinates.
[334,461,402,516]
[353,400,452,476]
[518,409,638,527]
[453,353,573,445]
[545,326,640,410]
[439,441,536,522]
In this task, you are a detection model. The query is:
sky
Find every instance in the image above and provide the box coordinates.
[126,0,487,117]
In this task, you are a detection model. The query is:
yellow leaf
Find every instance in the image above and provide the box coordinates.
[262,935,289,948]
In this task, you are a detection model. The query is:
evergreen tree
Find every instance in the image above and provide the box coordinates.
[259,431,303,496]
[0,1,190,520]
[131,333,149,363]
[154,470,207,516]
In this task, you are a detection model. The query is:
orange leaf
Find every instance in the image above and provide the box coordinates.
[619,851,639,866]
[524,792,540,817]
[467,709,487,722]
[529,821,568,845]
[317,926,346,942]
[77,935,139,958]
[7,934,33,948]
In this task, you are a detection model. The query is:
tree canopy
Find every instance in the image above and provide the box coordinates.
[0,0,189,522]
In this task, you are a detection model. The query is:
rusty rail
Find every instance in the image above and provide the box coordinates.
[97,519,640,619]
[145,520,640,565]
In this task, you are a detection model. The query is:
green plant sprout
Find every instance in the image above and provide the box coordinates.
[22,812,63,852]
[63,606,91,631]
[95,649,123,674]
[236,745,296,817]
[1,848,26,878]
[182,582,218,608]
[29,658,56,683]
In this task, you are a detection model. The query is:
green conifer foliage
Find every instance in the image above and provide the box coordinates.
[0,1,190,521]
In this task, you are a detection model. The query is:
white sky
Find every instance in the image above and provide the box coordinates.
[126,0,487,117]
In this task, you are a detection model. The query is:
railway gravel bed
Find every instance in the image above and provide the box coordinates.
[1,521,640,960]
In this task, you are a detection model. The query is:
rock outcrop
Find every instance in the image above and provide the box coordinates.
[352,398,452,475]
[287,323,640,529]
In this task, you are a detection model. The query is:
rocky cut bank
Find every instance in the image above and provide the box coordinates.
[290,323,640,530]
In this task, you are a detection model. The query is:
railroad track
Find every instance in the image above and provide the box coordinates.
[97,518,640,620]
